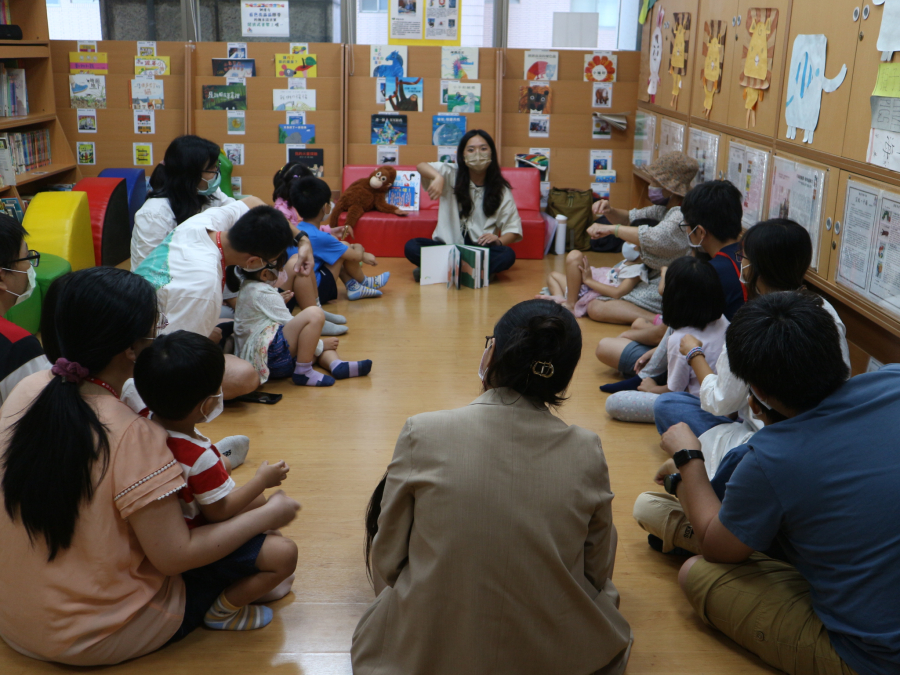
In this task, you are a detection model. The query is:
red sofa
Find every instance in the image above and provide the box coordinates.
[336,165,545,259]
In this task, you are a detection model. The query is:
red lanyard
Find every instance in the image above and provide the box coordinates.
[716,250,748,302]
[86,377,120,399]
[215,231,226,291]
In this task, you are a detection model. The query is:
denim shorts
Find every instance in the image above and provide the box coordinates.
[267,326,295,379]
[618,340,654,378]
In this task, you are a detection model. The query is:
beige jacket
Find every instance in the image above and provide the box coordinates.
[351,388,633,675]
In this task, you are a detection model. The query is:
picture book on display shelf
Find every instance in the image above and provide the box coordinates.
[287,147,324,177]
[203,84,247,110]
[441,47,478,80]
[212,58,257,78]
[421,244,490,289]
[279,124,316,144]
[275,54,317,78]
[372,114,408,145]
[385,77,423,112]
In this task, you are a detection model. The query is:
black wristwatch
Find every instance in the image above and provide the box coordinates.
[673,449,704,469]
[664,473,682,496]
[293,229,308,244]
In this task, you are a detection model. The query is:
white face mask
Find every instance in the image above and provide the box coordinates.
[465,150,492,172]
[200,390,224,424]
[739,260,751,285]
[622,242,641,262]
[2,265,36,305]
[477,340,493,381]
[276,269,289,287]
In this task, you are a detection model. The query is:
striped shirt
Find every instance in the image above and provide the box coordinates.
[166,430,235,529]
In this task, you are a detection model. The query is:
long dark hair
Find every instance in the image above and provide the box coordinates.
[148,135,221,225]
[272,162,313,202]
[2,268,158,561]
[454,129,510,220]
[741,218,812,300]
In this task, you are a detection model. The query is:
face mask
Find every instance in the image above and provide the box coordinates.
[739,261,751,285]
[622,242,640,262]
[465,151,492,172]
[477,341,493,381]
[198,171,222,197]
[686,225,704,249]
[648,187,669,205]
[200,390,224,424]
[276,269,289,287]
[2,265,36,305]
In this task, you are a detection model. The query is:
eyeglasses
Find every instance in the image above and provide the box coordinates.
[9,250,40,268]
[736,251,748,264]
[202,168,220,180]
[678,222,697,235]
[484,335,494,349]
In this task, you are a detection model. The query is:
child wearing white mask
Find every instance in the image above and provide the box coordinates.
[228,254,372,387]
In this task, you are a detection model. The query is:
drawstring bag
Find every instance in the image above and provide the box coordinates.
[546,188,594,252]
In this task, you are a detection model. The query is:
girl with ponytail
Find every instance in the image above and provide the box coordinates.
[354,299,632,675]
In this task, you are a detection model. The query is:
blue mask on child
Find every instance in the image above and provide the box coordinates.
[198,172,222,196]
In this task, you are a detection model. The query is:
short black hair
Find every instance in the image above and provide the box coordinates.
[229,205,294,261]
[681,180,743,242]
[727,292,848,412]
[0,213,26,267]
[289,176,332,221]
[134,330,225,421]
[741,218,812,300]
[662,255,726,330]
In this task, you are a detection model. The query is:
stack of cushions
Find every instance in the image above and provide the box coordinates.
[22,192,94,271]
[98,168,147,232]
[74,177,131,266]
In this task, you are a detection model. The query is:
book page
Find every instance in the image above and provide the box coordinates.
[420,245,453,285]
[837,180,880,293]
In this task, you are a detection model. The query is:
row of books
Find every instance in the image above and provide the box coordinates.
[0,129,52,186]
[0,1,11,26]
[0,64,28,117]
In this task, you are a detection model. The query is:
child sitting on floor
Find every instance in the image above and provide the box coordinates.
[272,162,347,239]
[134,330,298,630]
[604,255,727,424]
[289,176,389,302]
[229,253,372,387]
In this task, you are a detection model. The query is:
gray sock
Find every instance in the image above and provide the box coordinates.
[216,435,250,469]
[322,321,349,336]
[323,310,346,325]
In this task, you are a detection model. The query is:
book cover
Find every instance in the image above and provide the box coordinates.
[376,145,399,165]
[441,47,479,80]
[515,152,549,179]
[134,110,155,134]
[446,82,481,113]
[131,79,165,110]
[69,52,108,75]
[592,82,613,108]
[273,89,317,111]
[523,50,558,81]
[133,142,153,166]
[278,124,316,144]
[385,77,423,112]
[584,53,617,82]
[226,110,245,134]
[202,83,247,110]
[370,45,407,77]
[0,197,22,222]
[290,43,310,55]
[590,149,613,174]
[77,141,96,165]
[592,114,612,140]
[212,58,257,77]
[386,170,420,211]
[227,42,247,58]
[134,57,171,77]
[518,84,551,113]
[457,246,479,288]
[371,114,408,145]
[69,75,106,109]
[528,114,549,138]
[437,145,457,163]
[287,147,324,177]
[274,54,317,78]
[432,114,466,146]
[8,70,26,116]
[224,143,244,165]
[77,109,97,133]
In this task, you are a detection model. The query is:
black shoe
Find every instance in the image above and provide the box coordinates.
[648,534,693,556]
[413,268,420,282]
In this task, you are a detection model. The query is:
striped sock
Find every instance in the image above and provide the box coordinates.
[292,361,335,387]
[203,593,273,631]
[329,359,373,380]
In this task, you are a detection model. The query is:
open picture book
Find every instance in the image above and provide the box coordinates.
[420,245,491,289]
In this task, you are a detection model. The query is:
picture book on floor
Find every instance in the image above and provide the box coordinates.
[421,244,490,289]
[518,84,551,114]
[372,114,408,145]
[446,82,481,112]
[273,89,317,111]
[69,74,106,108]
[441,47,479,79]
[212,58,257,77]
[275,54,317,78]
[202,83,246,110]
[432,114,466,146]
[385,77,424,112]
[386,171,421,211]
[278,124,316,144]
[287,147,324,177]
[131,79,165,109]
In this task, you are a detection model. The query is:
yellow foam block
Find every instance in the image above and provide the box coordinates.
[23,192,94,271]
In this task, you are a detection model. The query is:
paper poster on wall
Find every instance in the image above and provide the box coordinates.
[584,53,617,82]
[227,42,248,58]
[133,142,153,166]
[686,127,719,186]
[227,110,246,135]
[76,109,97,133]
[837,180,880,292]
[524,51,559,81]
[241,1,290,37]
[668,13,691,107]
[647,7,664,102]
[872,62,900,98]
[589,149,613,175]
[592,83,612,108]
[867,128,900,172]
[871,97,900,133]
[727,141,769,227]
[658,118,684,157]
[633,112,656,166]
[700,21,726,118]
[390,0,423,40]
[867,190,900,315]
[529,114,550,138]
[377,145,400,165]
[784,35,847,144]
[441,47,478,79]
[371,46,407,77]
[77,141,96,165]
[874,0,900,61]
[134,109,155,134]
[739,8,778,129]
[425,0,459,41]
[768,156,825,268]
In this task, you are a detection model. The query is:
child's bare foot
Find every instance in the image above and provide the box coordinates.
[322,337,339,351]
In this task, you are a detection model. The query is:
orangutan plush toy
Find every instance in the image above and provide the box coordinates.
[331,166,406,234]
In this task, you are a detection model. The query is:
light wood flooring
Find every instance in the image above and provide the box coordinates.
[0,253,777,674]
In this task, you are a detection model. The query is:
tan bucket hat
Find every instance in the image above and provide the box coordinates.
[638,152,699,197]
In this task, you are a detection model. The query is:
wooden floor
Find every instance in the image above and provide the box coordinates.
[0,253,778,674]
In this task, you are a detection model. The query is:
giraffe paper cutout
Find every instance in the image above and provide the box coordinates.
[647,6,664,103]
[739,8,779,129]
[668,13,691,108]
[873,0,900,61]
[701,21,727,118]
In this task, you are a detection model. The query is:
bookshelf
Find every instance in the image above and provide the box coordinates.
[0,0,79,212]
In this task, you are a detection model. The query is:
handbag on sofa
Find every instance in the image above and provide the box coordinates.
[546,188,594,252]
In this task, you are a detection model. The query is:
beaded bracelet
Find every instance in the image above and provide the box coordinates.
[685,347,705,365]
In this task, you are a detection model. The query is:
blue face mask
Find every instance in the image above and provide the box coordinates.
[198,171,221,196]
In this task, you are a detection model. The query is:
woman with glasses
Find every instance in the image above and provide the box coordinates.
[0,267,301,665]
[131,135,234,270]
[0,213,50,405]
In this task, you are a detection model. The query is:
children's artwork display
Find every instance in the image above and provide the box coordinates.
[69,52,108,75]
[633,111,656,166]
[700,20,726,118]
[386,171,421,211]
[739,8,778,129]
[76,109,97,133]
[447,83,481,113]
[372,114,408,145]
[529,114,550,138]
[872,0,900,61]
[371,46,407,78]
[77,141,96,165]
[287,147,324,177]
[432,114,466,145]
[584,53,617,82]
[524,50,559,81]
[647,7,664,103]
[134,57,170,77]
[202,84,247,110]
[134,109,155,134]
[518,84,551,114]
[273,89,316,111]
[592,82,612,108]
[224,143,244,165]
[131,79,165,110]
[385,77,424,112]
[437,145,457,163]
[212,58,257,77]
[227,110,246,135]
[590,149,613,175]
[278,124,316,144]
[591,114,612,140]
[133,142,153,166]
[768,156,825,268]
[377,145,399,165]
[727,141,770,227]
[441,48,479,80]
[784,35,847,144]
[69,74,106,108]
[659,117,685,157]
[687,127,719,187]
[274,54,317,78]
[668,13,691,107]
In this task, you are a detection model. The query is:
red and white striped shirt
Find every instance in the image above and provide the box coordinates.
[166,430,235,529]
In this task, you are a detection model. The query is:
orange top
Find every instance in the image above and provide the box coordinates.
[0,371,186,666]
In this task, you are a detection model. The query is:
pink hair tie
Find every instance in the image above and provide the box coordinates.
[51,358,90,385]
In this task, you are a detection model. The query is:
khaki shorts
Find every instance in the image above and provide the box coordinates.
[685,554,859,675]
[632,491,701,555]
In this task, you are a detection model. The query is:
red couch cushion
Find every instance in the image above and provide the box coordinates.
[73,177,130,266]
[338,165,544,259]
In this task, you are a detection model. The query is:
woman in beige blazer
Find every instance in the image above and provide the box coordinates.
[352,299,633,675]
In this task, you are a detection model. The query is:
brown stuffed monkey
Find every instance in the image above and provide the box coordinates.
[330,166,406,238]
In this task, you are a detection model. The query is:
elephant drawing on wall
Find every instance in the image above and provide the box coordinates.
[784,34,847,144]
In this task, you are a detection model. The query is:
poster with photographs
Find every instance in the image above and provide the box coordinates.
[425,0,459,40]
[390,0,423,40]
[76,109,97,133]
